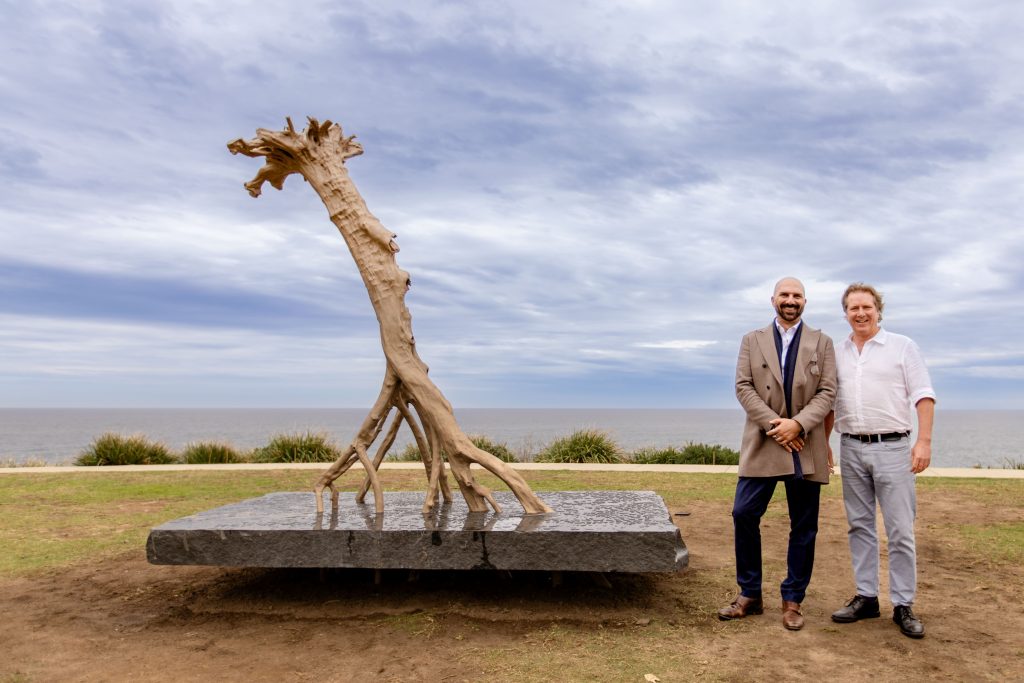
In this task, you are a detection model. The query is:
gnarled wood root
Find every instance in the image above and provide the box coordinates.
[233,117,552,518]
[313,370,551,516]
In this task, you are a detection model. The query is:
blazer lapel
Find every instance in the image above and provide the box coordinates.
[793,325,819,392]
[755,325,783,386]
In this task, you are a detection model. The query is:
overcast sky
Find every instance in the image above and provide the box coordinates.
[2,0,1022,409]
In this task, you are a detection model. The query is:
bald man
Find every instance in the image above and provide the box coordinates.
[718,277,837,631]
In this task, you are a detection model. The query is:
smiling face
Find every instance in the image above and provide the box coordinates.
[772,278,806,328]
[844,291,881,339]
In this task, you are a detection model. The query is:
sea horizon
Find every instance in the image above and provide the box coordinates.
[2,407,1022,469]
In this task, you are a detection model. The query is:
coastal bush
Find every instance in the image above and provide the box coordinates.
[682,442,739,465]
[387,435,518,463]
[75,433,177,466]
[181,441,245,464]
[391,443,424,462]
[631,442,740,465]
[251,432,342,463]
[631,446,687,464]
[469,435,518,462]
[536,429,623,464]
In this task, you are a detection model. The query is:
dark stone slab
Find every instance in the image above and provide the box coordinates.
[147,491,687,573]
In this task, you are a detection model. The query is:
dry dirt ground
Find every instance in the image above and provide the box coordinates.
[2,488,1021,682]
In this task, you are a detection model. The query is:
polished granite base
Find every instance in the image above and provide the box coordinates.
[147,490,687,573]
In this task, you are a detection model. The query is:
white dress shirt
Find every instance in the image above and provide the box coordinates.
[834,328,936,435]
[775,319,802,374]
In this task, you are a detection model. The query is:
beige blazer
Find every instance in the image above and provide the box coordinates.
[735,322,837,483]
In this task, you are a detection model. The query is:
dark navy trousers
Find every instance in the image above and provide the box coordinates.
[733,474,821,603]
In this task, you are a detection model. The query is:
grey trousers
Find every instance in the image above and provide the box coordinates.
[840,437,918,606]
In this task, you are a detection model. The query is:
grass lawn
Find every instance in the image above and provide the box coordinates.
[0,469,1019,576]
[1,469,1022,682]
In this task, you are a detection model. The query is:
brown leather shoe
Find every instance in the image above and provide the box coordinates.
[782,600,804,630]
[718,595,764,620]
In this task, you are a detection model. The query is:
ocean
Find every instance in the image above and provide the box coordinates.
[1,408,1021,469]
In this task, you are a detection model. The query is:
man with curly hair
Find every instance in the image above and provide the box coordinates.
[829,282,936,639]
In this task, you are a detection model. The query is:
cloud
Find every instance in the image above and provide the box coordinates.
[956,366,1024,380]
[1,0,1022,407]
[635,340,718,350]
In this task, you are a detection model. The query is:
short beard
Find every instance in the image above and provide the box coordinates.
[776,304,803,322]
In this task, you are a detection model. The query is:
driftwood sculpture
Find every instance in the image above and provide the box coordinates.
[228,117,552,517]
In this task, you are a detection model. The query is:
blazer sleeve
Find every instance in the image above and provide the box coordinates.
[735,332,779,429]
[791,334,837,432]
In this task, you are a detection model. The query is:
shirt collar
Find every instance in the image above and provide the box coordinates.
[775,319,802,336]
[844,326,886,346]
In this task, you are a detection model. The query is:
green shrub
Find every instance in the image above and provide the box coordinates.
[631,442,740,465]
[251,432,342,463]
[469,435,518,462]
[681,442,739,465]
[536,429,623,464]
[181,441,245,464]
[390,443,424,462]
[75,433,177,466]
[631,446,687,464]
[387,435,518,463]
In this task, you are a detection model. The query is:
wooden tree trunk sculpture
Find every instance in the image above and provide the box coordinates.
[228,117,552,517]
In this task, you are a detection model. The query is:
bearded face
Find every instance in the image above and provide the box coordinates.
[772,280,805,325]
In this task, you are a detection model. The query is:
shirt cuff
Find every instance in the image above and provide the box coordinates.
[910,389,936,406]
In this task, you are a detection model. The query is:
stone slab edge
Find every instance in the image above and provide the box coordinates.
[147,490,688,573]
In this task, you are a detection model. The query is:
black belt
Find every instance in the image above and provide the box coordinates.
[842,432,910,443]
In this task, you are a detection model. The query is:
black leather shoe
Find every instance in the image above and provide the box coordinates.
[831,594,880,623]
[893,605,925,638]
